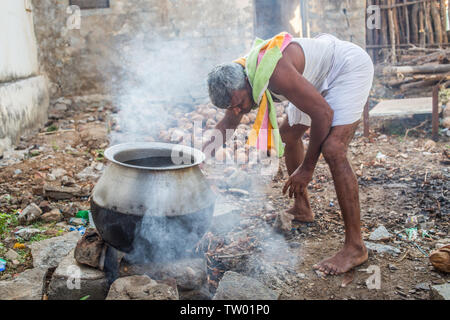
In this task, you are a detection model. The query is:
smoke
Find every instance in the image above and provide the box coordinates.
[103,19,300,286]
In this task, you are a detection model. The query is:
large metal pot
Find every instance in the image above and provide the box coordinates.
[90,142,216,262]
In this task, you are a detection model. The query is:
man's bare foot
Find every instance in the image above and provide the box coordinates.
[313,243,368,275]
[287,202,314,223]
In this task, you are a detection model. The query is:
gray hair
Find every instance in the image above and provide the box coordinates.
[207,63,247,109]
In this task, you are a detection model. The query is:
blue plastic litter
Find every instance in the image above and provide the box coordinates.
[0,258,6,272]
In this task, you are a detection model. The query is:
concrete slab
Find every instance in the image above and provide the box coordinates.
[369,97,437,118]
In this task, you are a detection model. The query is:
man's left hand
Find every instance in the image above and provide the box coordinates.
[282,166,313,198]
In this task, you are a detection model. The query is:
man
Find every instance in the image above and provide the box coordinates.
[203,33,374,275]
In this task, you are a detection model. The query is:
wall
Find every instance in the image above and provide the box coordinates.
[0,0,39,82]
[0,0,49,151]
[254,0,301,39]
[32,0,255,103]
[307,0,367,48]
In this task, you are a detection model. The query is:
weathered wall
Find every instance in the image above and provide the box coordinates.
[32,0,255,102]
[0,0,39,82]
[0,0,49,152]
[254,0,301,39]
[307,0,367,48]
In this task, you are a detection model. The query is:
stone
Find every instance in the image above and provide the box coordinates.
[179,283,213,300]
[364,241,401,255]
[369,225,392,241]
[213,271,279,300]
[75,167,101,181]
[18,203,42,224]
[273,211,295,233]
[430,283,450,300]
[30,231,82,269]
[5,249,20,261]
[61,175,76,187]
[0,268,47,300]
[50,168,67,179]
[227,188,249,197]
[48,250,109,300]
[423,139,437,151]
[15,227,43,241]
[415,282,430,291]
[106,275,179,300]
[43,184,86,200]
[120,258,206,291]
[74,230,105,269]
[41,208,63,222]
[429,245,450,273]
[442,117,450,129]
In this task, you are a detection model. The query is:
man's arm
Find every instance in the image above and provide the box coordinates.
[202,109,243,157]
[271,58,333,195]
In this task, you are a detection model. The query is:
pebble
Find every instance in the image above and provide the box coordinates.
[227,188,249,197]
[369,225,392,241]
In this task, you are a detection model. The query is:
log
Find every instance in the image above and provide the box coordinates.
[382,64,450,75]
[405,49,450,64]
[383,76,415,87]
[400,78,441,91]
[411,74,450,82]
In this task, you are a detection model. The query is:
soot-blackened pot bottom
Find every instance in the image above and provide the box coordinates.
[91,200,213,262]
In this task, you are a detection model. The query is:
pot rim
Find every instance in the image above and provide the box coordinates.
[104,142,205,171]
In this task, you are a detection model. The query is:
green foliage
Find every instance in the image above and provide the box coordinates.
[29,233,52,243]
[95,149,105,161]
[46,124,59,132]
[80,295,90,300]
[439,88,450,105]
[0,212,18,238]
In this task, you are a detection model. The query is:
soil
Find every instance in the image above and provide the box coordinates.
[0,98,448,299]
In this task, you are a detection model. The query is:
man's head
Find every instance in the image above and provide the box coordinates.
[207,63,256,116]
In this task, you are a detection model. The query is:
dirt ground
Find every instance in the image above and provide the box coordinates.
[0,99,448,300]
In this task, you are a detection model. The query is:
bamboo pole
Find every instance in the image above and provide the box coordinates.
[403,0,411,44]
[393,1,402,45]
[367,0,375,61]
[388,0,397,62]
[432,85,439,142]
[430,1,443,46]
[439,0,448,43]
[419,2,426,46]
[424,1,435,44]
[411,3,419,44]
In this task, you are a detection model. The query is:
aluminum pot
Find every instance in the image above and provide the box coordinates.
[90,142,216,261]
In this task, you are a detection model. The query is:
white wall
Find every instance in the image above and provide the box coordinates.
[0,0,39,82]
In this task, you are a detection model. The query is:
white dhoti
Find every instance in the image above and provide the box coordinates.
[283,34,374,127]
